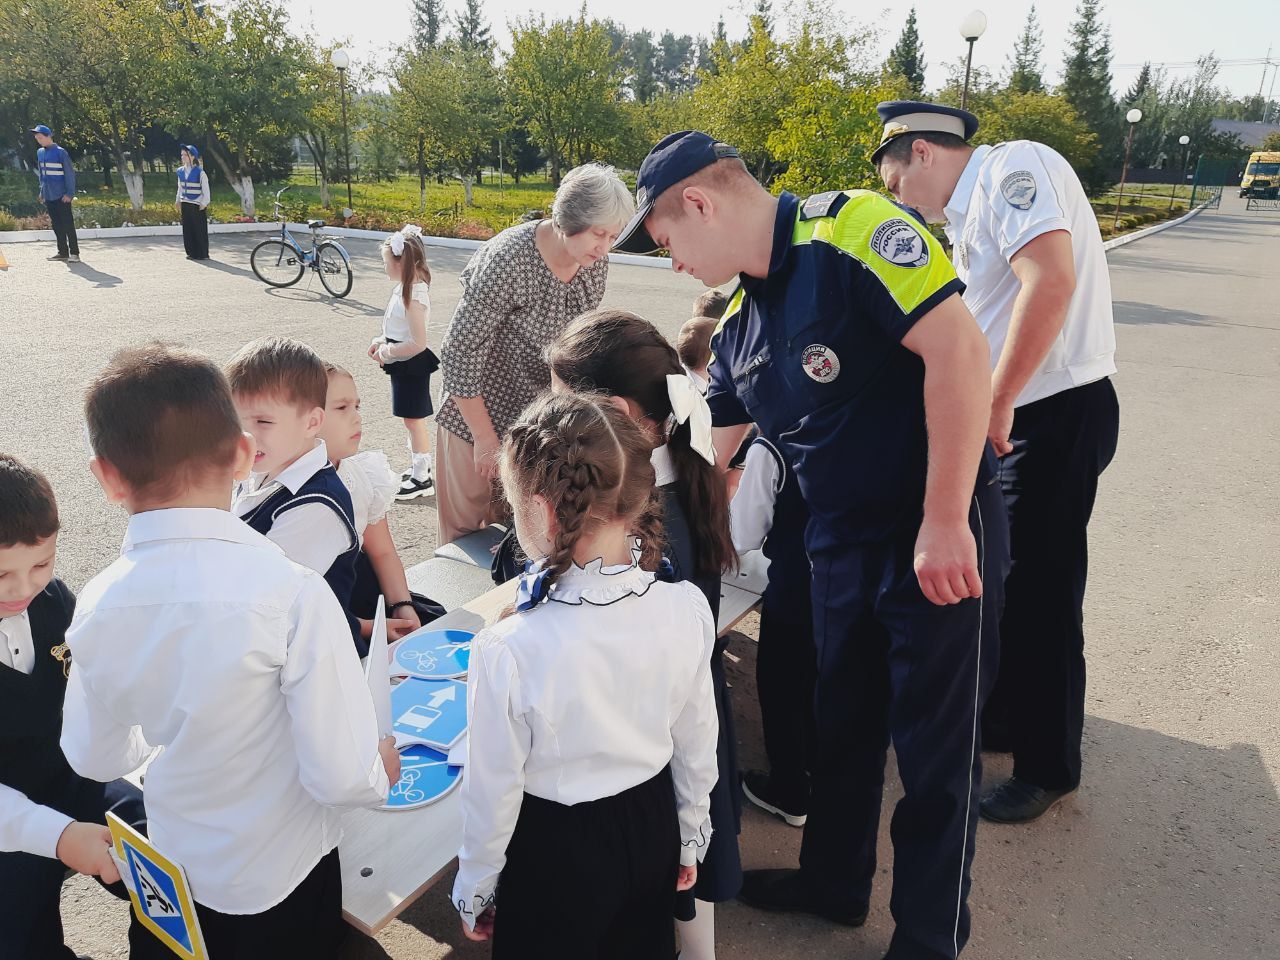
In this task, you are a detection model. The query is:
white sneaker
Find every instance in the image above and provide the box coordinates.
[68,254,80,263]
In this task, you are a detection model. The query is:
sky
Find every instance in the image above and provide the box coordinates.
[285,0,1280,101]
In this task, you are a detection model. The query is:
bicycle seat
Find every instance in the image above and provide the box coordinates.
[307,219,326,229]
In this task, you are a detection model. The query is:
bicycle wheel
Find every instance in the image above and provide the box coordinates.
[250,239,304,288]
[316,242,353,298]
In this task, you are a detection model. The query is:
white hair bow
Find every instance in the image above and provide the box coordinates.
[666,374,716,466]
[389,223,423,256]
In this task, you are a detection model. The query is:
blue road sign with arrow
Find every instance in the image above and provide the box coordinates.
[391,677,467,750]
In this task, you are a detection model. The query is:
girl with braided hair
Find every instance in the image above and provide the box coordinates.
[547,309,740,959]
[451,392,720,957]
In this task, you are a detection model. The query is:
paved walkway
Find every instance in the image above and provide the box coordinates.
[1,195,1276,959]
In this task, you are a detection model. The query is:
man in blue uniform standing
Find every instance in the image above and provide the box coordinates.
[615,131,1008,960]
[31,125,79,263]
[874,101,1120,825]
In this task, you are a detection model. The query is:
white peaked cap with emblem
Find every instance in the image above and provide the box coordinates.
[871,100,980,164]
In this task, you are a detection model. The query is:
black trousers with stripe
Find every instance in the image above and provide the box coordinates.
[981,377,1120,791]
[798,478,1008,960]
[45,200,78,257]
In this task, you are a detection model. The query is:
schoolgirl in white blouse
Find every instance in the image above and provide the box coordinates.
[319,363,422,641]
[451,391,719,958]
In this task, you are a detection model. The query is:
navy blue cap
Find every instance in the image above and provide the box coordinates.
[613,130,740,255]
[30,124,52,137]
[870,101,980,163]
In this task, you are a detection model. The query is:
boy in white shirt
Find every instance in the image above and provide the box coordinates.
[61,343,398,959]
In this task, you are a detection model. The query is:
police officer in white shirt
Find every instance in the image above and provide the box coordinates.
[874,100,1120,824]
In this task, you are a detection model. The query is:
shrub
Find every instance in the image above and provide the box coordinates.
[0,209,18,231]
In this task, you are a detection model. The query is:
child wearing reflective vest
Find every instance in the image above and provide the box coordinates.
[175,145,210,260]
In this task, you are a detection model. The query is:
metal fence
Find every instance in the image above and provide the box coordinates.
[1245,196,1280,211]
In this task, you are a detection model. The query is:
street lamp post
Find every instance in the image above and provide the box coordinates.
[1169,134,1190,211]
[1112,107,1143,231]
[959,10,988,111]
[330,48,353,213]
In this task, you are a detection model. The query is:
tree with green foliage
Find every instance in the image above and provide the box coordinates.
[454,0,491,53]
[163,0,316,215]
[1059,0,1118,194]
[412,0,443,49]
[1262,130,1280,152]
[1124,62,1151,108]
[979,91,1099,171]
[691,15,856,184]
[769,73,908,194]
[0,0,174,211]
[357,92,401,183]
[391,43,499,205]
[1007,5,1044,94]
[657,31,698,94]
[298,46,346,207]
[884,8,926,97]
[628,30,660,104]
[505,15,627,184]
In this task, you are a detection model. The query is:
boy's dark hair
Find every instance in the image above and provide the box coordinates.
[692,289,729,321]
[548,309,736,579]
[677,316,718,372]
[224,336,328,410]
[0,454,59,547]
[85,344,244,503]
[876,131,970,169]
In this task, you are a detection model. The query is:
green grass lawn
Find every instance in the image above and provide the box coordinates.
[1,168,564,235]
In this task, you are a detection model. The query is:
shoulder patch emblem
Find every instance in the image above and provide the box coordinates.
[801,344,841,383]
[1000,170,1037,210]
[870,219,930,268]
[799,190,846,221]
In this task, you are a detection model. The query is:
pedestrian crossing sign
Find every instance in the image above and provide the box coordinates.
[107,811,208,959]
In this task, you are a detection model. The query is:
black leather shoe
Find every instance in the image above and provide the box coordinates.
[979,777,1074,824]
[738,868,868,927]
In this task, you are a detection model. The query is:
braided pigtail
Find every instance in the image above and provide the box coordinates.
[542,430,602,591]
[500,392,667,604]
[631,490,666,573]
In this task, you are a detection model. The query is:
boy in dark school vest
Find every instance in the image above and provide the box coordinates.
[0,454,144,959]
[225,336,365,653]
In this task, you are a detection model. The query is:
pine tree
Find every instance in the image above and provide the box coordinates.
[885,8,927,97]
[1007,5,1044,94]
[1059,0,1118,192]
[1124,61,1151,106]
[454,0,491,53]
[412,0,443,50]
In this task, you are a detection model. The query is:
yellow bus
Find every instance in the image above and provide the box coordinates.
[1239,151,1280,199]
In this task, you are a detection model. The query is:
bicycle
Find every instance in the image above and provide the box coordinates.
[249,186,353,298]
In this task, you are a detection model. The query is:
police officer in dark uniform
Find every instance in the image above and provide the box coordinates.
[615,130,1009,959]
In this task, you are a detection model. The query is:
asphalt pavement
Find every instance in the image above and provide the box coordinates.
[0,194,1276,959]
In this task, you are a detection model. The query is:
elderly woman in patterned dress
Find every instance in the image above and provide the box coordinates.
[433,163,635,546]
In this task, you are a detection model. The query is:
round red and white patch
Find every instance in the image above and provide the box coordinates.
[801,344,841,383]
